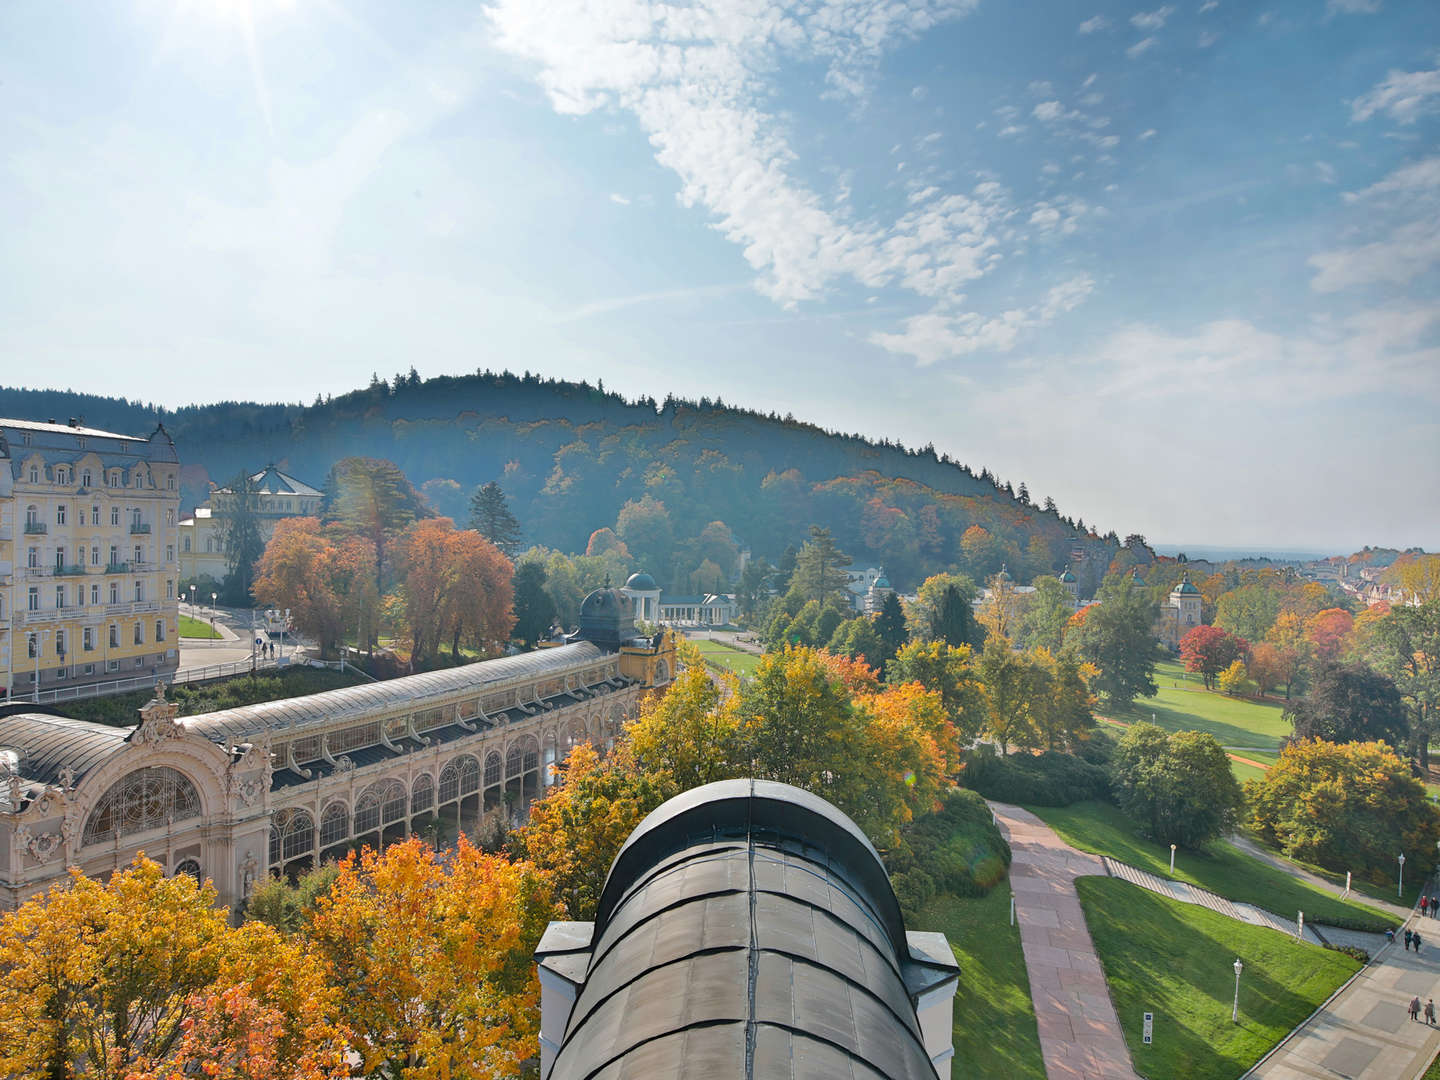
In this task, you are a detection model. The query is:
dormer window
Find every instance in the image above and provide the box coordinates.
[81,469,91,487]
[28,466,38,483]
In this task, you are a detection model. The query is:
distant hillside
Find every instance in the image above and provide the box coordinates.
[0,371,1121,592]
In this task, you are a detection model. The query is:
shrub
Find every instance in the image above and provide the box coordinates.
[1111,723,1242,849]
[890,788,1011,917]
[959,745,1111,806]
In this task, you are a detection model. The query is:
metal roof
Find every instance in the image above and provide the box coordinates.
[545,779,947,1080]
[0,713,130,787]
[182,642,607,744]
[0,418,148,442]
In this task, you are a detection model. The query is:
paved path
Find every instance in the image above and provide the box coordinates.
[1228,834,1414,922]
[1249,900,1440,1079]
[991,803,1141,1080]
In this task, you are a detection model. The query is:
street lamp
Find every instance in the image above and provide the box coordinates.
[1399,853,1407,899]
[188,584,196,609]
[1170,844,1177,875]
[210,592,218,638]
[1232,958,1243,1025]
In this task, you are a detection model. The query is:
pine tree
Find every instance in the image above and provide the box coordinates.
[218,470,266,605]
[469,481,522,558]
[874,591,909,664]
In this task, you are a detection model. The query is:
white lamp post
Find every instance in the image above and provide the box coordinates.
[210,592,218,637]
[188,584,196,610]
[1399,853,1406,899]
[1232,958,1243,1025]
[1170,844,1177,875]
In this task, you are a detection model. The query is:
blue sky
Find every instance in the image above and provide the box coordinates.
[2,0,1437,552]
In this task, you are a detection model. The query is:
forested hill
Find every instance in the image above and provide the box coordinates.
[0,372,1121,591]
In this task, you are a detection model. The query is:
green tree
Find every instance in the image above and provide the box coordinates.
[322,457,427,591]
[1074,574,1158,708]
[1017,575,1072,653]
[217,470,266,606]
[1284,660,1408,749]
[827,616,887,667]
[615,496,674,576]
[1111,723,1242,848]
[1371,600,1440,767]
[1215,583,1281,642]
[736,557,774,621]
[977,637,1040,755]
[512,561,557,646]
[788,526,853,607]
[887,639,985,743]
[874,591,909,664]
[1248,738,1440,881]
[468,481,522,558]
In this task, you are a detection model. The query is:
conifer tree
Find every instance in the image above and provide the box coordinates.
[469,481,523,559]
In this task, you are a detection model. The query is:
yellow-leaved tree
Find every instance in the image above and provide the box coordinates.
[304,837,555,1080]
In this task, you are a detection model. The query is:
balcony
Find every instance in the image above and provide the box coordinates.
[54,563,86,577]
[24,522,47,535]
[130,523,151,535]
[106,562,131,574]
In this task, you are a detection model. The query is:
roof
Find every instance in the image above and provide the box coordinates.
[183,642,606,744]
[1172,573,1201,595]
[0,713,131,787]
[624,571,658,591]
[215,465,322,498]
[0,417,148,442]
[1059,568,1077,582]
[542,779,952,1080]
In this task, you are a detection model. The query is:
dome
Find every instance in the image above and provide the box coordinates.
[624,571,658,592]
[995,564,1011,582]
[577,587,637,648]
[1059,568,1077,583]
[1173,572,1201,596]
[873,576,891,589]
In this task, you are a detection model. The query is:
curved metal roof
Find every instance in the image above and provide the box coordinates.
[183,642,607,744]
[548,779,938,1080]
[0,713,130,786]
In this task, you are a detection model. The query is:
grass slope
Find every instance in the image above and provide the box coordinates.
[918,883,1045,1079]
[1029,801,1393,931]
[1119,660,1292,750]
[1077,877,1361,1080]
[688,638,761,678]
[178,614,222,639]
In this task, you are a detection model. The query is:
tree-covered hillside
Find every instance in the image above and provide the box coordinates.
[0,371,1121,591]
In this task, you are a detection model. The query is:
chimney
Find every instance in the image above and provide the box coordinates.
[68,417,79,428]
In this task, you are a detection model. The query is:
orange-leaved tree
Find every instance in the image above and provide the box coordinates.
[304,837,555,1080]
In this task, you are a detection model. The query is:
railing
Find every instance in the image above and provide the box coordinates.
[18,600,164,626]
[106,562,130,574]
[15,656,286,706]
[23,522,47,535]
[54,564,85,577]
[130,523,151,535]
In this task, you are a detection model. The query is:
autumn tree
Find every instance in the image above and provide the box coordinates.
[977,637,1042,754]
[1218,659,1252,697]
[252,518,377,657]
[1305,607,1355,663]
[1179,625,1250,690]
[305,838,556,1079]
[1111,723,1243,848]
[322,457,427,591]
[1285,660,1408,749]
[510,744,666,920]
[1247,642,1285,697]
[584,527,628,559]
[1017,575,1073,653]
[1031,648,1099,751]
[888,639,985,744]
[1371,599,1440,766]
[398,520,515,667]
[978,568,1026,644]
[1265,611,1308,699]
[443,528,515,661]
[1383,553,1440,605]
[1247,739,1440,881]
[627,661,743,792]
[614,495,674,575]
[468,481,523,558]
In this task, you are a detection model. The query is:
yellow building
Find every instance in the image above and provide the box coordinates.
[0,418,181,702]
[179,465,322,589]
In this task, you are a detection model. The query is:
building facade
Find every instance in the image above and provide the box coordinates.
[0,588,675,912]
[1,419,181,701]
[535,779,960,1079]
[1158,571,1204,649]
[179,465,322,587]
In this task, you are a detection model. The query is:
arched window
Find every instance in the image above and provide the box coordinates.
[320,801,349,847]
[354,779,407,834]
[411,774,434,814]
[174,858,202,881]
[82,767,201,846]
[439,755,479,803]
[521,737,540,774]
[506,744,523,779]
[269,808,315,864]
[484,752,502,787]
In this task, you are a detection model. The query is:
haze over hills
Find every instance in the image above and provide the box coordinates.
[0,372,1122,593]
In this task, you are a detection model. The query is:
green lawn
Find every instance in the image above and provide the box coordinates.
[1230,759,1268,786]
[918,882,1045,1080]
[1118,660,1293,750]
[688,638,762,678]
[1028,801,1393,931]
[178,614,222,639]
[54,667,370,727]
[1077,877,1361,1080]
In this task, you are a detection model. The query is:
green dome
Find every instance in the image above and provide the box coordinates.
[1173,572,1201,596]
[1059,568,1077,583]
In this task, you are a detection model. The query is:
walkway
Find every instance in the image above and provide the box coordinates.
[1228,834,1414,921]
[990,803,1140,1080]
[1248,901,1440,1079]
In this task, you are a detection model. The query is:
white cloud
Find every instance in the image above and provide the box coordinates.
[1199,0,1218,11]
[1198,30,1219,46]
[1139,128,1157,140]
[912,85,928,99]
[1131,6,1176,30]
[1310,219,1440,292]
[998,124,1027,137]
[1345,155,1440,200]
[1082,73,1099,89]
[1078,14,1110,33]
[1327,0,1381,13]
[1033,100,1065,123]
[1351,64,1440,124]
[1126,36,1158,58]
[609,192,631,204]
[869,273,1095,364]
[1314,161,1337,184]
[1028,80,1056,97]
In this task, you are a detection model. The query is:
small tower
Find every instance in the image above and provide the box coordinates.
[622,572,661,623]
[1169,571,1202,630]
[1058,566,1079,609]
[866,569,894,615]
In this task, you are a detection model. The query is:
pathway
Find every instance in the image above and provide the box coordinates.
[1228,834,1413,922]
[1247,897,1440,1079]
[990,802,1141,1080]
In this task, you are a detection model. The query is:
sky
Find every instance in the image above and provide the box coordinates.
[2,0,1437,554]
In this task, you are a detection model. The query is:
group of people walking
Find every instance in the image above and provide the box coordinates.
[1405,928,1426,953]
[1421,894,1440,919]
[1409,996,1435,1024]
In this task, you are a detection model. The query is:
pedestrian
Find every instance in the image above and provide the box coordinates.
[1427,999,1436,1026]
[1407,929,1415,951]
[1412,996,1422,1021]
[1432,896,1439,919]
[1416,931,1424,955]
[1387,928,1397,944]
[1424,895,1431,917]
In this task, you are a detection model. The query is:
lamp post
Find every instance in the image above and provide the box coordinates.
[1399,853,1406,899]
[189,583,196,610]
[210,592,217,638]
[1170,844,1177,875]
[1232,958,1243,1025]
